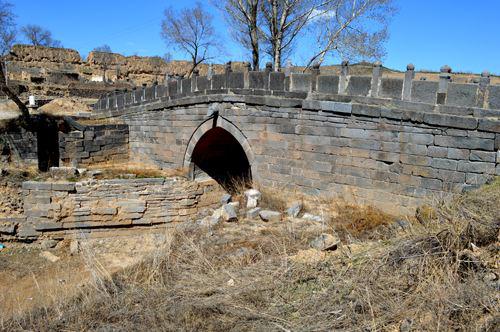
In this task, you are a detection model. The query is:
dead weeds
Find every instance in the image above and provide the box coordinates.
[2,178,499,331]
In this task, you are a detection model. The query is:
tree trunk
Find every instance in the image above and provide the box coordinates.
[273,41,282,71]
[250,2,260,70]
[251,34,259,70]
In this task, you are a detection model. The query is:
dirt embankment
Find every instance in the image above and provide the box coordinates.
[1,177,498,331]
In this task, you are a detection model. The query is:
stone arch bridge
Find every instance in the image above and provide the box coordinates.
[89,62,500,214]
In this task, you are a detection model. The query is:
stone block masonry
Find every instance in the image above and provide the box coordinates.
[10,177,223,240]
[59,124,129,166]
[88,62,500,215]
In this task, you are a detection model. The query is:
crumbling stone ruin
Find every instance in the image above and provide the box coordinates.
[1,49,499,243]
[3,45,248,101]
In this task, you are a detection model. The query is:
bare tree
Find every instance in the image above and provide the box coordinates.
[305,0,395,68]
[21,24,62,47]
[93,44,113,83]
[161,2,219,76]
[217,0,261,70]
[260,0,331,70]
[163,52,172,63]
[0,0,16,55]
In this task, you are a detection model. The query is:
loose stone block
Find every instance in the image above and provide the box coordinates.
[259,210,281,222]
[246,207,261,219]
[0,218,19,234]
[22,181,52,190]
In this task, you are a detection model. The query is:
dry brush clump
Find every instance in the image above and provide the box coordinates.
[3,179,499,331]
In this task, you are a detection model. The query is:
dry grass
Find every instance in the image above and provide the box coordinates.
[2,179,499,331]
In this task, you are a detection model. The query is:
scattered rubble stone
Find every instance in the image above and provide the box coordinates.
[286,201,303,218]
[49,166,78,178]
[221,204,238,222]
[220,193,231,205]
[229,201,240,210]
[244,189,261,208]
[302,213,324,222]
[0,219,17,234]
[40,239,59,250]
[246,207,261,219]
[198,215,221,227]
[40,250,61,263]
[69,240,79,255]
[259,210,281,222]
[399,318,413,332]
[310,233,340,251]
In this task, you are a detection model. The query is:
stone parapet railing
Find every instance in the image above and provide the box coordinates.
[93,62,500,116]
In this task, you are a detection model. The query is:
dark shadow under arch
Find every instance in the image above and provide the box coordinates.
[191,127,251,192]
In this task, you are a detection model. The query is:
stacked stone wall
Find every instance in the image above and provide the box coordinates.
[59,124,129,166]
[0,128,38,163]
[0,177,222,240]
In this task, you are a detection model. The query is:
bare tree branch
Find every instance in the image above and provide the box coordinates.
[161,2,220,77]
[21,24,61,47]
[305,0,395,69]
[0,0,16,55]
[93,45,114,83]
[216,0,261,70]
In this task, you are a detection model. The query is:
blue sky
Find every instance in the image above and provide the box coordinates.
[10,0,500,74]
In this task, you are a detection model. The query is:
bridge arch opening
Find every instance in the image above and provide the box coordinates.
[190,127,252,192]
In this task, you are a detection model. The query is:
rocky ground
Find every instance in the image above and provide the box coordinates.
[0,176,498,331]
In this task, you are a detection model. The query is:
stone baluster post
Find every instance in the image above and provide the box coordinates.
[123,89,128,105]
[339,60,349,94]
[311,63,320,92]
[106,93,110,109]
[114,89,119,108]
[243,62,251,89]
[153,81,158,99]
[132,87,137,103]
[402,63,415,101]
[370,61,382,97]
[225,61,232,89]
[265,62,272,90]
[175,75,182,94]
[284,59,292,77]
[207,64,213,80]
[141,83,147,101]
[477,70,490,108]
[192,69,199,92]
[437,65,451,104]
